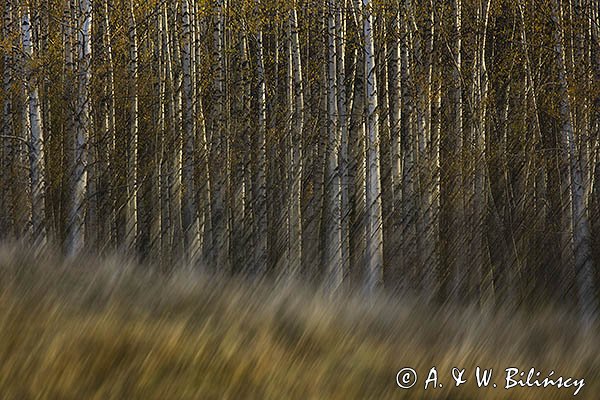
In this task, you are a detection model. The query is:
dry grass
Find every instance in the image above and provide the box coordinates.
[0,245,598,399]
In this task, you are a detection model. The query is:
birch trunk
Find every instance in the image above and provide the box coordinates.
[388,10,401,219]
[422,0,440,299]
[95,0,116,250]
[324,0,343,291]
[450,0,465,300]
[211,0,229,272]
[167,2,183,259]
[181,0,201,264]
[126,0,138,252]
[473,0,492,307]
[387,10,402,287]
[348,11,366,287]
[337,0,350,285]
[255,27,268,274]
[156,6,169,264]
[429,0,443,301]
[1,0,15,237]
[410,3,426,292]
[22,7,47,248]
[288,4,303,276]
[193,0,210,263]
[551,0,598,321]
[400,2,416,290]
[67,0,91,256]
[363,0,384,292]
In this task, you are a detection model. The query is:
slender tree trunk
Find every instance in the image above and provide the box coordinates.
[362,0,384,292]
[388,9,401,222]
[473,0,492,307]
[67,0,91,256]
[337,0,350,286]
[94,0,115,250]
[429,0,443,302]
[193,0,210,265]
[348,11,366,287]
[104,0,116,249]
[167,2,183,260]
[410,2,427,293]
[551,0,598,321]
[1,0,15,238]
[324,0,343,291]
[11,3,29,239]
[400,1,416,290]
[255,27,268,275]
[125,0,138,252]
[156,5,169,264]
[450,0,465,300]
[422,0,440,299]
[22,7,47,248]
[288,4,303,276]
[211,0,230,272]
[181,0,201,264]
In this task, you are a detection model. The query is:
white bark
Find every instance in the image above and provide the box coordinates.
[256,27,268,274]
[211,0,229,271]
[67,0,91,256]
[288,4,303,276]
[324,0,343,291]
[22,8,47,247]
[400,2,416,289]
[337,0,350,286]
[551,0,598,321]
[167,2,184,258]
[422,0,440,299]
[126,0,138,251]
[193,0,210,263]
[94,0,116,249]
[1,0,15,236]
[363,0,384,292]
[181,0,201,264]
[388,11,402,217]
[450,0,465,299]
[472,0,492,306]
[157,6,169,263]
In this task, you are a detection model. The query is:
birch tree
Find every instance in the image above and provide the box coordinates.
[210,0,230,272]
[66,0,91,256]
[1,0,15,238]
[21,5,46,247]
[400,0,416,288]
[336,0,350,285]
[255,19,268,274]
[362,0,384,292]
[125,0,138,252]
[471,0,492,306]
[324,0,343,290]
[181,0,201,263]
[551,0,598,321]
[449,0,465,300]
[288,3,303,276]
[95,0,116,249]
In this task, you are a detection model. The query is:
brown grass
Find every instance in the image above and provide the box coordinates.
[0,245,598,399]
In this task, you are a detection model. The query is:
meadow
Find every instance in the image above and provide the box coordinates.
[0,245,598,399]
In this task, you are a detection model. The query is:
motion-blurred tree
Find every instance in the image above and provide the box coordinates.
[0,0,598,321]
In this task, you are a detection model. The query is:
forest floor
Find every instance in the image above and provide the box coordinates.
[0,245,598,399]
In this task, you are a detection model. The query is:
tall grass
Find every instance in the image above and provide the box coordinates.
[0,244,597,399]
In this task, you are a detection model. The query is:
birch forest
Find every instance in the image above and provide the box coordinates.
[0,0,599,320]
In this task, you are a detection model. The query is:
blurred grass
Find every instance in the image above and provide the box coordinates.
[0,245,598,399]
